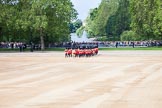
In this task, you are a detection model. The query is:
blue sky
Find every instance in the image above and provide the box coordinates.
[71,0,101,21]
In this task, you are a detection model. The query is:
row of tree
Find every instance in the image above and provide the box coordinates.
[0,0,77,50]
[69,19,83,33]
[84,0,162,41]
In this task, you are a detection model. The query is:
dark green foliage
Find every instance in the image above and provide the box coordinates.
[85,0,130,40]
[85,0,119,37]
[130,0,162,40]
[69,19,83,33]
[120,30,139,41]
[0,0,77,50]
[76,26,85,37]
[89,8,98,21]
[106,0,131,41]
[85,0,162,41]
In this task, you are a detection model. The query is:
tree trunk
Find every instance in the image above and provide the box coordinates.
[40,27,45,50]
[0,27,2,41]
[161,31,162,40]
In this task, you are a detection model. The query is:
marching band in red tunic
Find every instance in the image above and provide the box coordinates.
[65,46,98,57]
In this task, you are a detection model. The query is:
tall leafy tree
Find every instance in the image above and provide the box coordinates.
[85,0,119,37]
[85,0,161,41]
[0,0,77,49]
[29,0,77,50]
[106,0,131,40]
[130,0,161,40]
[69,19,82,33]
[153,0,162,39]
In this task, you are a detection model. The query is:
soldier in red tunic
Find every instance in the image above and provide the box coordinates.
[65,48,68,57]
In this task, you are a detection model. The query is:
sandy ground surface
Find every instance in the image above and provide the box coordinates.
[0,51,162,108]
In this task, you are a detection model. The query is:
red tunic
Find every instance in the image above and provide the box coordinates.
[67,49,72,54]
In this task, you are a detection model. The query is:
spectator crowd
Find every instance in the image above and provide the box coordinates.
[48,40,162,48]
[0,42,41,52]
[0,40,162,50]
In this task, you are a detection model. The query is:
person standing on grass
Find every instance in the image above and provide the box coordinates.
[19,43,23,52]
[132,42,135,48]
[115,42,118,48]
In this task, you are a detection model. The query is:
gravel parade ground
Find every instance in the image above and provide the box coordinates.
[0,51,162,108]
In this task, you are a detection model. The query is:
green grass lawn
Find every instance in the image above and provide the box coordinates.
[0,48,65,52]
[99,47,162,51]
[46,47,162,51]
[0,47,162,52]
[0,48,20,52]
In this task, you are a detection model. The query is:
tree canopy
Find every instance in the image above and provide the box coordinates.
[0,0,77,50]
[85,0,119,37]
[1,0,162,45]
[84,0,162,41]
[130,0,162,40]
